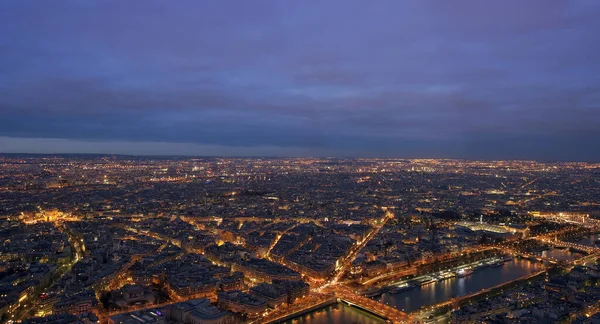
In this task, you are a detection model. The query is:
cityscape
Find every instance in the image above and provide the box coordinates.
[1,155,599,323]
[2,1,600,324]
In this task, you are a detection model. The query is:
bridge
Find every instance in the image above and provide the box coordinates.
[550,240,600,254]
[258,290,410,324]
[338,297,409,323]
[259,295,338,324]
[516,252,558,264]
[528,233,600,254]
[530,212,600,228]
[337,288,410,323]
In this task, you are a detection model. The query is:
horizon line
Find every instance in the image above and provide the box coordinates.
[0,152,597,164]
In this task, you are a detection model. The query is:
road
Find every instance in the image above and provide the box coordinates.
[329,209,394,285]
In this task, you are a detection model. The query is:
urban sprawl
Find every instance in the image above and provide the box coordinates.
[1,155,600,324]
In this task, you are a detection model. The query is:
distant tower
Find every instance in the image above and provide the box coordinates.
[480,215,483,224]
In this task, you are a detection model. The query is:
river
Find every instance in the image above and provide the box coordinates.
[577,233,600,248]
[378,258,547,313]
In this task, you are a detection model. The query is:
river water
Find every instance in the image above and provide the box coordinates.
[540,248,583,261]
[578,233,600,248]
[282,303,385,324]
[377,258,549,313]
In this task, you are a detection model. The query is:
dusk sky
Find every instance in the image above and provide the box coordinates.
[1,1,599,160]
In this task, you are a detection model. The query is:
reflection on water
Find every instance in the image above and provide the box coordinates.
[540,248,583,261]
[283,303,386,324]
[379,258,546,313]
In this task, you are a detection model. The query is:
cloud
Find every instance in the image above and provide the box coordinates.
[0,0,599,159]
[0,137,350,157]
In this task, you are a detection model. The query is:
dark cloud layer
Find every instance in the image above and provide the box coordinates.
[1,0,599,159]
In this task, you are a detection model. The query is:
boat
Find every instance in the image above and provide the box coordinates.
[440,272,454,280]
[474,263,488,270]
[456,268,473,278]
[418,278,437,286]
[490,261,504,267]
[389,283,415,294]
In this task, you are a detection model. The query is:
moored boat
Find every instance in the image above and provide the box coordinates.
[389,283,415,294]
[490,260,504,267]
[456,268,473,278]
[416,277,437,286]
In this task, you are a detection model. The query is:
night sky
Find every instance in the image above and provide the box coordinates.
[1,1,599,160]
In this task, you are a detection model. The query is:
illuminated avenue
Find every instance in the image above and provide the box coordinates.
[1,155,600,323]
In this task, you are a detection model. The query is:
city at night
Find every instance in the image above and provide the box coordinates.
[1,1,600,324]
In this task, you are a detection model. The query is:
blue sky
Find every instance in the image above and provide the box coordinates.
[1,0,599,159]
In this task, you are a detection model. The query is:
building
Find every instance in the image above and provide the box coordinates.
[218,272,244,292]
[271,279,310,304]
[168,298,235,324]
[249,283,287,308]
[22,313,98,324]
[108,310,166,324]
[217,291,266,318]
[53,291,97,315]
[455,221,515,239]
[231,259,301,283]
[110,284,156,309]
[166,277,218,302]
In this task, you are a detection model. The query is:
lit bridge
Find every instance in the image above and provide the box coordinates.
[516,252,558,264]
[550,240,600,254]
[262,289,411,324]
[337,289,410,323]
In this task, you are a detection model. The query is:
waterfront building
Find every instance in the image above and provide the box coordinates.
[217,291,267,317]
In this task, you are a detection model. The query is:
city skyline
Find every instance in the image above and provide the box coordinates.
[1,1,600,160]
